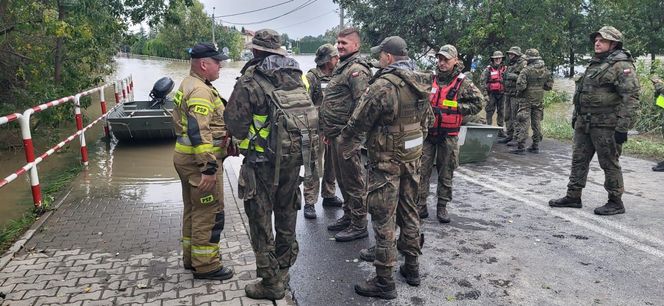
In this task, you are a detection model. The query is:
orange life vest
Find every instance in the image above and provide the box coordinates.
[429,73,465,137]
[487,65,506,93]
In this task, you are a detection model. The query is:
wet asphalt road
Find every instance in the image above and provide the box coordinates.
[227,138,664,305]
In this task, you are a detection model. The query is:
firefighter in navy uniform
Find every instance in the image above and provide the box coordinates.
[172,43,234,280]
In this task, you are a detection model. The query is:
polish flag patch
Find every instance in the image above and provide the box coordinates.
[351,71,360,77]
[623,68,632,75]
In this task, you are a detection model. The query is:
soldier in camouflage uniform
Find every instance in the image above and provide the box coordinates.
[497,46,528,145]
[320,27,372,242]
[172,43,234,280]
[418,45,484,223]
[651,76,664,172]
[549,26,639,216]
[510,48,554,154]
[302,44,343,219]
[344,36,431,300]
[480,51,507,137]
[225,29,306,300]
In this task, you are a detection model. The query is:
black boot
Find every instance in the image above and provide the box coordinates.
[335,225,368,242]
[510,146,526,155]
[354,275,397,300]
[193,266,234,280]
[418,205,429,219]
[327,214,351,231]
[322,196,343,207]
[652,161,664,172]
[497,137,512,144]
[527,143,539,154]
[359,246,375,262]
[497,130,507,138]
[548,196,582,208]
[437,202,450,223]
[594,197,625,215]
[303,204,317,219]
[399,256,420,286]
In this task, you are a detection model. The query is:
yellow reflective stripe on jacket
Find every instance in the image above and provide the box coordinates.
[302,74,310,93]
[175,142,222,154]
[238,114,269,152]
[174,91,184,106]
[181,237,191,247]
[191,245,219,257]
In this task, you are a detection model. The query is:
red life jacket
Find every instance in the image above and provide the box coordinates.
[429,73,465,137]
[487,65,505,93]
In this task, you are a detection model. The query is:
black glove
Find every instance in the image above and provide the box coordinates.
[614,131,628,144]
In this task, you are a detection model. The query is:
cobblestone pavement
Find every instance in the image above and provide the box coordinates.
[0,160,294,306]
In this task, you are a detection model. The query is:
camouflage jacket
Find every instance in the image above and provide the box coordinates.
[172,71,226,174]
[319,52,372,138]
[574,49,640,132]
[306,67,332,107]
[503,56,528,96]
[516,58,554,103]
[435,65,485,117]
[479,63,506,95]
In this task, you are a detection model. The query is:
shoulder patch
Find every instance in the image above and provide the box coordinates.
[351,71,361,77]
[193,105,210,115]
[623,68,632,76]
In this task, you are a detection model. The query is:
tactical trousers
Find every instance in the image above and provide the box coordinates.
[566,126,624,199]
[418,136,459,207]
[485,92,505,127]
[174,152,225,274]
[331,135,367,227]
[504,96,520,138]
[514,101,543,147]
[302,140,337,205]
[240,162,301,280]
[368,160,421,271]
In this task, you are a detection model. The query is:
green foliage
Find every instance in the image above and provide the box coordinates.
[633,59,664,133]
[542,103,575,140]
[543,90,571,107]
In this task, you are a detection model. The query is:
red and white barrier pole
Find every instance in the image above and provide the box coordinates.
[121,79,127,103]
[99,86,110,138]
[114,80,121,104]
[129,75,134,101]
[18,110,41,208]
[74,94,88,166]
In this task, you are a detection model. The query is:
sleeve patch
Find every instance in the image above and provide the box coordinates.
[351,71,360,77]
[193,105,210,115]
[623,68,632,75]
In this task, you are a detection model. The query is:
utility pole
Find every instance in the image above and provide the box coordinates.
[339,6,344,29]
[212,7,217,49]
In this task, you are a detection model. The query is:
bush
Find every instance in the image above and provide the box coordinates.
[633,59,664,134]
[543,90,570,107]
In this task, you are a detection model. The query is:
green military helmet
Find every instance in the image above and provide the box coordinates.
[490,51,504,59]
[589,26,623,48]
[314,43,339,66]
[506,46,522,57]
[524,48,541,60]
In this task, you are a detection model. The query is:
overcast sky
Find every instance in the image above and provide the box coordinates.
[197,0,341,39]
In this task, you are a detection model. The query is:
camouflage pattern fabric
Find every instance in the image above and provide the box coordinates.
[503,56,528,138]
[329,134,367,227]
[513,56,554,147]
[480,64,506,126]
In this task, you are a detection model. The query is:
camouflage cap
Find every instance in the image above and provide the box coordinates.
[490,51,504,59]
[436,44,458,59]
[314,43,339,66]
[524,48,540,59]
[590,26,623,46]
[506,46,522,56]
[250,29,286,56]
[370,36,408,56]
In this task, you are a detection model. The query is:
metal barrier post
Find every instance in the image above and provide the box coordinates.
[74,94,89,165]
[129,75,134,101]
[114,80,121,104]
[18,110,42,208]
[100,86,110,137]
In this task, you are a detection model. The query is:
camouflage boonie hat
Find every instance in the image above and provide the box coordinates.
[436,44,458,59]
[490,51,504,59]
[590,26,623,47]
[250,29,286,56]
[314,43,339,66]
[524,48,541,59]
[506,46,522,56]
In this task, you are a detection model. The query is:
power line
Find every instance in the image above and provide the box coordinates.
[215,0,294,18]
[275,10,336,31]
[220,0,319,26]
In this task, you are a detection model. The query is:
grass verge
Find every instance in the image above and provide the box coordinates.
[0,164,83,253]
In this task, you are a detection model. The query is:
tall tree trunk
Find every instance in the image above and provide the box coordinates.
[651,51,656,73]
[569,47,575,77]
[54,0,65,84]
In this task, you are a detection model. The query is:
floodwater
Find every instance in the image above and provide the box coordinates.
[0,55,317,228]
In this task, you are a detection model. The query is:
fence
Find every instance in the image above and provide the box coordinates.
[0,75,134,209]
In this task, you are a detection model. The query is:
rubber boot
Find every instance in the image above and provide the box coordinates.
[437,202,450,223]
[594,196,625,215]
[527,143,539,154]
[418,204,429,219]
[359,246,375,262]
[335,225,368,242]
[327,214,351,231]
[322,196,343,207]
[245,276,285,300]
[193,266,234,280]
[354,268,397,300]
[399,255,420,286]
[303,204,317,219]
[497,137,512,144]
[548,196,582,208]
